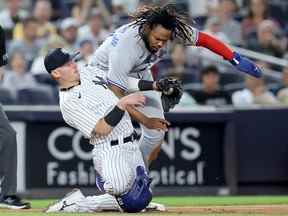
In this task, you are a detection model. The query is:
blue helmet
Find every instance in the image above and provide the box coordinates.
[116,166,152,213]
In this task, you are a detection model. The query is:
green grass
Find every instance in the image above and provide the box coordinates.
[152,196,288,206]
[27,196,288,208]
[1,196,288,216]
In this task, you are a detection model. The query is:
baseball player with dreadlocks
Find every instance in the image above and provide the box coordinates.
[88,3,262,165]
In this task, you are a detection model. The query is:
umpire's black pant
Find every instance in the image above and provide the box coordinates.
[0,105,17,198]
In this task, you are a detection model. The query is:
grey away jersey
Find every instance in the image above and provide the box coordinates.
[90,23,199,91]
[59,65,134,145]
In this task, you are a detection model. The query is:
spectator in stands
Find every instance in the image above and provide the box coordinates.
[8,17,41,68]
[232,74,278,106]
[2,52,37,97]
[276,67,288,104]
[0,68,4,82]
[13,0,56,40]
[196,17,231,69]
[246,19,286,58]
[71,0,93,25]
[188,0,219,20]
[112,0,139,14]
[217,0,242,45]
[204,17,230,43]
[77,39,95,68]
[110,0,134,28]
[78,8,110,48]
[30,34,66,77]
[32,0,70,21]
[156,43,197,85]
[0,0,28,40]
[266,0,288,28]
[188,65,232,106]
[33,0,56,39]
[241,0,270,41]
[59,17,79,52]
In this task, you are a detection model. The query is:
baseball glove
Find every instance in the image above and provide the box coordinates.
[156,77,183,112]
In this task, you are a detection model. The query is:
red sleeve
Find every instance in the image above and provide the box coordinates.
[196,31,234,61]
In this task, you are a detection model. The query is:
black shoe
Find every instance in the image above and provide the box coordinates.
[0,195,31,209]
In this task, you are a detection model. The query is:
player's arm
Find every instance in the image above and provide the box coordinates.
[127,76,181,94]
[127,77,160,92]
[62,93,147,138]
[191,30,262,78]
[109,84,170,131]
[93,92,147,137]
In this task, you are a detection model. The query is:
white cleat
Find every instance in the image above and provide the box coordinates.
[144,202,166,212]
[45,188,85,213]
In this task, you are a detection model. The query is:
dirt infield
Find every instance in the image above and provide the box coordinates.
[168,205,288,214]
[1,205,288,215]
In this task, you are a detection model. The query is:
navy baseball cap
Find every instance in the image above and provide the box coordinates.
[44,48,79,73]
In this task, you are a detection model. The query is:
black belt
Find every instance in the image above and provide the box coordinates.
[110,131,138,146]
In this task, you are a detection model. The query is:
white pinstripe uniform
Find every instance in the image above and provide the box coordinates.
[59,65,146,212]
[89,23,199,160]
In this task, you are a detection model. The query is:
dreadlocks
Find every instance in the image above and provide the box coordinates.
[130,4,193,44]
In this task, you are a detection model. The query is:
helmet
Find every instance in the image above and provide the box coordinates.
[116,166,152,213]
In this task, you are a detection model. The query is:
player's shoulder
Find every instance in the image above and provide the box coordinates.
[114,23,141,42]
[113,23,145,54]
[116,22,139,34]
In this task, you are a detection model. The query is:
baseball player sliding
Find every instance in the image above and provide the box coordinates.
[89,3,262,165]
[43,48,169,213]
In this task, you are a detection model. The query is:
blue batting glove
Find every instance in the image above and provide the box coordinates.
[230,52,262,78]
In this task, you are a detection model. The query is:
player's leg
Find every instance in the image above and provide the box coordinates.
[97,143,145,195]
[65,144,135,212]
[45,188,120,213]
[0,106,30,209]
[136,90,165,164]
[45,139,146,213]
[76,193,120,212]
[92,142,165,212]
[0,106,17,199]
[46,142,147,213]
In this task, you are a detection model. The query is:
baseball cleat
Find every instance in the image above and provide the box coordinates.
[0,195,31,209]
[45,188,84,213]
[144,202,166,212]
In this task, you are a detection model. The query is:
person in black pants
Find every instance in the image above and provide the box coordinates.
[0,25,30,209]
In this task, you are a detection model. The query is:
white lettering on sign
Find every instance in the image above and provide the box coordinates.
[149,162,205,186]
[47,162,96,186]
[47,127,92,161]
[161,127,201,160]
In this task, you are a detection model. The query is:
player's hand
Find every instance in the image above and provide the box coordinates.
[144,117,170,131]
[230,52,262,78]
[155,77,182,95]
[94,119,113,138]
[94,126,112,138]
[117,92,146,110]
